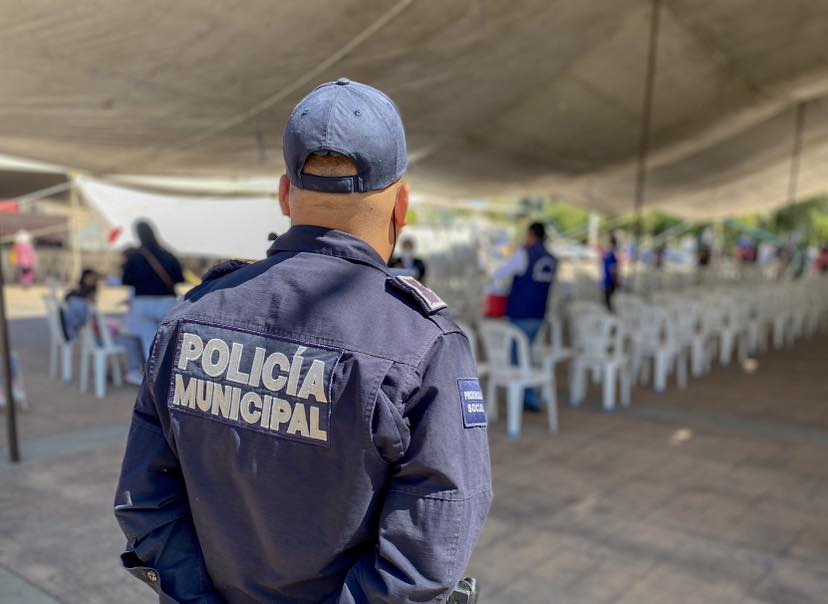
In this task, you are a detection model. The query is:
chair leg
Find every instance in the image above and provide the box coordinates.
[94,353,106,399]
[79,350,89,393]
[49,341,58,379]
[542,376,557,434]
[486,380,498,424]
[691,340,704,377]
[602,365,617,412]
[507,383,522,439]
[570,362,585,406]
[720,332,733,366]
[654,351,668,393]
[61,344,73,384]
[111,355,124,387]
[677,352,688,389]
[620,366,631,407]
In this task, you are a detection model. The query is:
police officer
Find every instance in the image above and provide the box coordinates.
[114,78,493,603]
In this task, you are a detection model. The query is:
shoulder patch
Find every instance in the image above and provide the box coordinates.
[390,275,447,314]
[458,378,487,428]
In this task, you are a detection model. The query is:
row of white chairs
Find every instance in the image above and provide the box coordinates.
[454,275,828,440]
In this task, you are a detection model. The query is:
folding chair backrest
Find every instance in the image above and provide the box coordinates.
[539,315,565,353]
[42,294,67,343]
[572,311,618,358]
[614,292,645,314]
[479,320,531,371]
[567,300,606,320]
[639,305,674,348]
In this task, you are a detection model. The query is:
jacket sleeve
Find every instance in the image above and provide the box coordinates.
[113,324,225,603]
[336,330,493,603]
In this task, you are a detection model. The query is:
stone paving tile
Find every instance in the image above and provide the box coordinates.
[0,566,60,604]
[612,563,749,604]
[749,560,828,604]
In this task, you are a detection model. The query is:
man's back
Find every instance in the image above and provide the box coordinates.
[506,241,557,320]
[115,227,492,603]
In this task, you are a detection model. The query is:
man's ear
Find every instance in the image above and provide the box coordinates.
[394,181,410,231]
[278,175,291,217]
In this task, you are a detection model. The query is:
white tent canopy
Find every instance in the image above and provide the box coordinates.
[4,1,828,219]
[77,177,289,260]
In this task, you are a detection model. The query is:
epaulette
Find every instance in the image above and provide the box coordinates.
[388,274,447,315]
[201,259,253,283]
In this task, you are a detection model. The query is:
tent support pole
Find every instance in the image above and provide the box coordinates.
[787,102,806,205]
[69,177,82,281]
[1,254,20,463]
[633,0,662,288]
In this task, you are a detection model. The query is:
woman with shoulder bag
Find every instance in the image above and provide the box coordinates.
[122,221,184,361]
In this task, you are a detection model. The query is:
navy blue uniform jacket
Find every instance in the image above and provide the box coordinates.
[114,226,493,603]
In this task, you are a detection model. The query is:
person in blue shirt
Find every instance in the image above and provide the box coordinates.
[493,221,558,411]
[603,235,621,310]
[113,79,492,604]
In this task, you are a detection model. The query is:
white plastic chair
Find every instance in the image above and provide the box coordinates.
[716,299,745,366]
[479,320,557,438]
[673,299,712,377]
[531,315,571,413]
[79,308,127,399]
[569,312,631,411]
[43,294,74,383]
[741,294,766,357]
[613,294,646,383]
[636,305,688,393]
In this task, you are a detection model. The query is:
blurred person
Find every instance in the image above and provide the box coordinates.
[388,237,427,282]
[654,243,666,269]
[493,221,558,411]
[114,79,491,603]
[697,242,712,268]
[817,243,828,274]
[60,269,146,385]
[60,269,99,341]
[13,230,36,287]
[792,239,808,279]
[122,221,184,359]
[603,235,621,311]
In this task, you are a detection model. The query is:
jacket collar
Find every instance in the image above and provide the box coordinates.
[267,225,389,271]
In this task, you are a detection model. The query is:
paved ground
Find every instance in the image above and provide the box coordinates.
[0,296,826,603]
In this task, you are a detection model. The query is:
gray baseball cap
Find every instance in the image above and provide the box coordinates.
[283,78,408,194]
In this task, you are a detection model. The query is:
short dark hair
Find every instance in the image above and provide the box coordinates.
[528,222,546,241]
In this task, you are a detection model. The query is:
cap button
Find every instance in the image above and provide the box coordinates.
[335,77,351,86]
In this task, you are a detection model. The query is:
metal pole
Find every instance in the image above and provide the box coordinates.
[69,178,82,281]
[787,102,807,205]
[633,0,663,287]
[15,181,72,206]
[0,250,20,462]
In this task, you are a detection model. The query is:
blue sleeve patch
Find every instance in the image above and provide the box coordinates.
[458,378,487,428]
